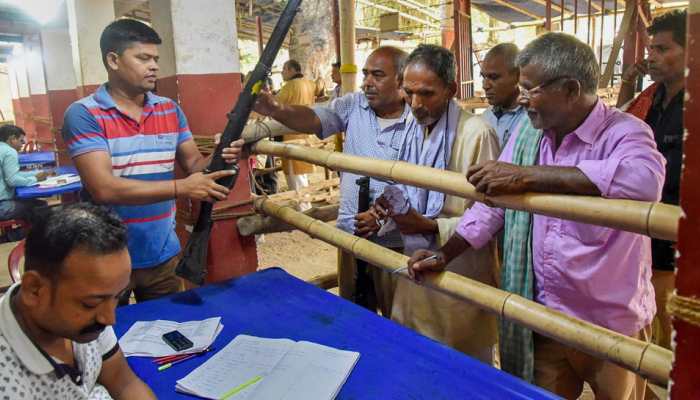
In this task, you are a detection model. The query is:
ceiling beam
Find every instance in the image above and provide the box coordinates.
[356,0,440,29]
[480,0,541,20]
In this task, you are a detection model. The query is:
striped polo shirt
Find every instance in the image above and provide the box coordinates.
[62,84,192,269]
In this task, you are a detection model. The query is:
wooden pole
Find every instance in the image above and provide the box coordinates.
[331,0,341,63]
[574,0,578,34]
[600,2,636,88]
[599,0,605,71]
[560,0,565,30]
[251,139,680,241]
[255,197,672,385]
[670,3,700,398]
[256,16,264,56]
[339,0,356,95]
[546,0,552,31]
[588,0,593,45]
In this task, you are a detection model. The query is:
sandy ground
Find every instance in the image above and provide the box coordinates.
[255,229,337,282]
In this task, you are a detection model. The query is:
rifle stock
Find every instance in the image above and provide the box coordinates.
[177,0,303,284]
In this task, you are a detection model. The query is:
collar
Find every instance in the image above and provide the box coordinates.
[0,283,55,375]
[559,98,605,145]
[360,94,411,124]
[652,84,685,110]
[492,104,523,119]
[93,83,165,111]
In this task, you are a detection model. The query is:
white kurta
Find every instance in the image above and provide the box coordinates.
[390,108,501,364]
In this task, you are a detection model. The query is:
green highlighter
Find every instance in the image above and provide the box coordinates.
[220,376,263,399]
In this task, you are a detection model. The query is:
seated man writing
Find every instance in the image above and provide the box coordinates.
[408,33,664,399]
[0,124,50,227]
[0,203,155,399]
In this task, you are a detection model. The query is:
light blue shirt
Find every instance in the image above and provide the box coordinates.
[0,142,38,201]
[314,92,416,248]
[482,105,527,149]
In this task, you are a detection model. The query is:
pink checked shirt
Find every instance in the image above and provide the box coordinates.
[457,100,666,335]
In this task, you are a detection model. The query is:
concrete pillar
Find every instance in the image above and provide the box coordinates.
[66,0,114,97]
[41,5,78,165]
[8,60,22,127]
[24,34,52,150]
[288,0,334,84]
[150,0,256,282]
[9,47,35,138]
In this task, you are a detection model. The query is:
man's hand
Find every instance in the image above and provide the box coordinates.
[467,161,532,196]
[253,89,281,117]
[177,170,236,202]
[214,135,245,164]
[354,209,381,238]
[621,60,648,84]
[35,171,50,181]
[407,249,446,282]
[392,208,438,235]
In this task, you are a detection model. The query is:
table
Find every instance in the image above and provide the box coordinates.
[114,268,560,399]
[15,166,82,199]
[18,151,56,167]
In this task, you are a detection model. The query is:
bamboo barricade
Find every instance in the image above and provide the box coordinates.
[254,197,673,385]
[250,139,680,242]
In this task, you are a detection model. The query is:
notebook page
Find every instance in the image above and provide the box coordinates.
[248,341,360,400]
[175,335,294,400]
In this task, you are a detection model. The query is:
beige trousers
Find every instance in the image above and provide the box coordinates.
[534,325,651,400]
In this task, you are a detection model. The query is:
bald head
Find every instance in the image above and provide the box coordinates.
[361,46,408,116]
[484,43,519,71]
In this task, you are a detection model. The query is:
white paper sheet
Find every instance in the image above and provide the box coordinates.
[174,335,359,400]
[118,317,222,357]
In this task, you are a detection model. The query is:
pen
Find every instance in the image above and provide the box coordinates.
[154,347,213,364]
[157,348,213,371]
[392,254,438,274]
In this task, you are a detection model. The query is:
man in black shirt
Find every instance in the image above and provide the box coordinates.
[617,10,686,349]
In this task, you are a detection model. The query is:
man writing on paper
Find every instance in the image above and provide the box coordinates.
[62,19,243,303]
[254,47,412,315]
[407,33,664,399]
[372,44,500,363]
[0,203,155,399]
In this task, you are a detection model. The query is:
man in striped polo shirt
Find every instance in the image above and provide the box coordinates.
[62,19,243,303]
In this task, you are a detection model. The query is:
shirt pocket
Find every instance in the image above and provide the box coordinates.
[562,221,612,246]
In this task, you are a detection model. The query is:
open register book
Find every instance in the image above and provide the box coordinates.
[175,335,360,400]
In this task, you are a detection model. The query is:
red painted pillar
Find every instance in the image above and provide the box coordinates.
[151,0,256,282]
[621,0,639,77]
[670,5,700,399]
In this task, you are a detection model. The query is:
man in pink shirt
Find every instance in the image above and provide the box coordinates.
[407,33,665,400]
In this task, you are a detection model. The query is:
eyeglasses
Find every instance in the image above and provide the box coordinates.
[518,76,573,100]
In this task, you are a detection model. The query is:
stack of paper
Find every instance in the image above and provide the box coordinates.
[175,335,360,400]
[36,174,81,188]
[118,317,223,357]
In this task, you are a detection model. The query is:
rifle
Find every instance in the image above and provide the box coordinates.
[176,0,303,284]
[353,177,377,310]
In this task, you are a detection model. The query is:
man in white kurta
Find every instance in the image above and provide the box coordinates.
[374,44,501,364]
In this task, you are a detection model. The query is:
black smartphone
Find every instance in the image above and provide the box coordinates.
[162,330,194,352]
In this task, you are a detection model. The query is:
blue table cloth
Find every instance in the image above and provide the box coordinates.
[114,268,559,399]
[18,151,56,166]
[15,166,82,199]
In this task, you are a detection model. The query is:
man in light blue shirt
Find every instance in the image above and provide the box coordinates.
[254,46,413,315]
[480,43,527,149]
[0,125,48,225]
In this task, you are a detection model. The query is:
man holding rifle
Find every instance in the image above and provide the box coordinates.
[62,19,244,303]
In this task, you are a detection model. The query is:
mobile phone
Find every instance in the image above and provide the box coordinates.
[162,330,194,352]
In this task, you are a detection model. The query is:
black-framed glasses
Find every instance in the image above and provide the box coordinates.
[518,76,573,100]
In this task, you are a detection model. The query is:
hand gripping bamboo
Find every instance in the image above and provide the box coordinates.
[251,140,680,242]
[254,197,672,385]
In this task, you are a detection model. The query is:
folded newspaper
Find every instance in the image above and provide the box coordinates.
[118,317,223,357]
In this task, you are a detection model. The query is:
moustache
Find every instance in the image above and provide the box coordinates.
[79,323,106,335]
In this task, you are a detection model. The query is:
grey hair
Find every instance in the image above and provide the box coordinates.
[485,43,519,72]
[517,32,600,94]
[405,44,456,86]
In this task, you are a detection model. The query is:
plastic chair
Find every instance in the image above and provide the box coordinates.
[8,239,25,283]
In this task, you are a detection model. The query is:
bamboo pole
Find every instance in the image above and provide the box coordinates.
[251,140,681,241]
[335,0,356,152]
[254,197,672,385]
